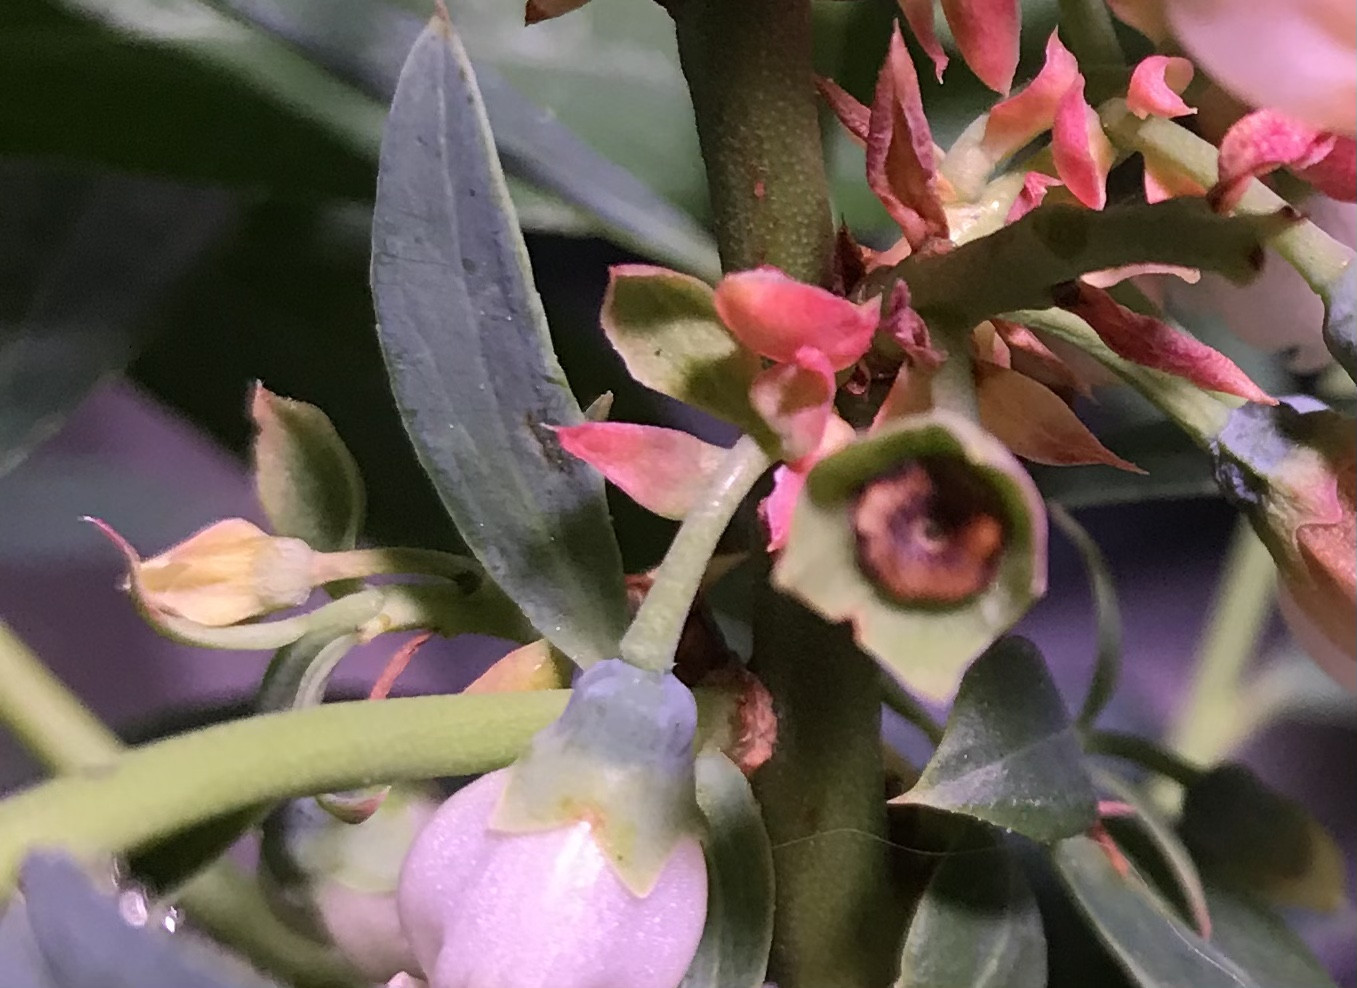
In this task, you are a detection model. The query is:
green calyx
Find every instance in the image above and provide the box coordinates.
[492,659,705,896]
[774,411,1048,701]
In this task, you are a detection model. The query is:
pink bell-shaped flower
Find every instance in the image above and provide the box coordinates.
[397,660,709,988]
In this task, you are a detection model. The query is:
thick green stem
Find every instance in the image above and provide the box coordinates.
[750,584,906,988]
[673,0,835,283]
[1057,0,1126,95]
[621,435,772,672]
[1084,730,1205,788]
[1099,100,1355,295]
[674,0,900,982]
[930,322,982,421]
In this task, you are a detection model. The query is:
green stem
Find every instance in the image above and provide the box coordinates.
[1149,520,1275,808]
[312,546,480,586]
[0,688,734,892]
[930,322,982,421]
[1099,100,1355,294]
[1084,730,1205,788]
[0,620,362,984]
[1005,306,1234,444]
[673,0,835,282]
[750,584,907,988]
[1048,504,1124,728]
[0,621,121,773]
[621,435,772,673]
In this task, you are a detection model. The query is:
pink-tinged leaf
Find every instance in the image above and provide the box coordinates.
[749,347,837,465]
[816,76,870,146]
[761,417,856,551]
[1143,153,1207,203]
[983,32,1079,163]
[1005,172,1063,223]
[977,363,1143,472]
[1127,55,1196,120]
[941,0,1020,95]
[898,0,949,82]
[1210,110,1337,212]
[1082,264,1201,289]
[714,266,880,370]
[553,422,729,521]
[993,319,1092,397]
[1105,0,1170,42]
[1295,137,1357,203]
[866,26,950,248]
[1063,285,1278,405]
[1052,75,1115,210]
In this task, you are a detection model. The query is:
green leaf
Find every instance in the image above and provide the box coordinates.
[679,754,775,988]
[1204,883,1337,988]
[600,265,769,440]
[774,412,1048,702]
[250,385,366,553]
[895,637,1097,841]
[1322,263,1357,383]
[895,838,1046,988]
[370,15,630,666]
[0,161,233,475]
[1178,764,1347,912]
[1052,835,1255,988]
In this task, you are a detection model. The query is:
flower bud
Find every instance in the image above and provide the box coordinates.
[1212,399,1356,687]
[397,660,709,988]
[89,517,318,626]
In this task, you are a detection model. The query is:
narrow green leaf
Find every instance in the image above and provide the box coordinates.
[250,385,366,553]
[1178,764,1347,912]
[1052,836,1255,988]
[896,839,1046,988]
[1321,263,1357,383]
[1049,505,1122,728]
[1204,884,1337,988]
[896,637,1097,842]
[370,15,630,666]
[601,265,769,440]
[679,754,774,988]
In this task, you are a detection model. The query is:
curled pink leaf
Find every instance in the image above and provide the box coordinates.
[553,422,728,521]
[983,31,1078,163]
[761,416,855,551]
[1062,284,1278,405]
[881,282,942,366]
[897,0,949,82]
[749,348,837,466]
[941,0,1020,95]
[866,26,950,248]
[976,364,1144,472]
[993,319,1093,397]
[1209,110,1338,212]
[1127,55,1196,120]
[1295,136,1357,204]
[1052,75,1115,209]
[1081,264,1201,288]
[714,266,881,370]
[816,76,870,147]
[1005,172,1063,223]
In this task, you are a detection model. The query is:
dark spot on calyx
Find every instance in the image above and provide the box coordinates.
[852,457,1008,605]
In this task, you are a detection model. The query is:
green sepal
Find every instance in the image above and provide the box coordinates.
[493,659,704,896]
[773,410,1047,701]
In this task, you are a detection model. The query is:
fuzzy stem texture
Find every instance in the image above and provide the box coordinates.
[673,1,903,983]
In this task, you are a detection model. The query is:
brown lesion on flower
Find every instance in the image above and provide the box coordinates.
[851,457,1008,604]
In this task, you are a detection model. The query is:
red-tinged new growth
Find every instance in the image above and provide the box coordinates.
[1060,284,1278,406]
[1052,76,1115,210]
[1127,56,1196,120]
[939,0,1020,95]
[1210,110,1355,212]
[553,423,730,521]
[982,32,1078,166]
[866,26,951,249]
[897,0,948,82]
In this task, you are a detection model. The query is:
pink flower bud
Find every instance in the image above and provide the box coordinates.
[396,768,708,988]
